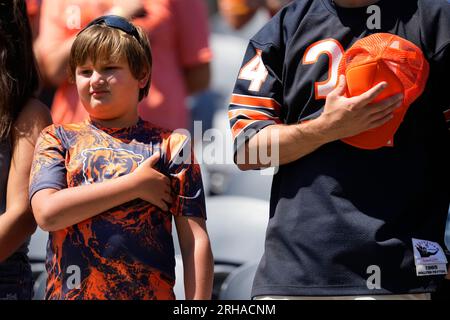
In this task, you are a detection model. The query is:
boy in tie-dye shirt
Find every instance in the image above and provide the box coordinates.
[29,15,213,300]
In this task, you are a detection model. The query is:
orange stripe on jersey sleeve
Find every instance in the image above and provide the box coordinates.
[231,94,281,113]
[228,109,279,121]
[231,118,281,139]
[231,119,255,139]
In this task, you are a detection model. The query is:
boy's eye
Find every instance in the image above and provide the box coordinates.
[79,69,92,76]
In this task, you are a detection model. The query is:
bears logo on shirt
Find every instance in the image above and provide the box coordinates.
[81,148,144,184]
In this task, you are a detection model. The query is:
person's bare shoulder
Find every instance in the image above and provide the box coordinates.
[13,98,53,142]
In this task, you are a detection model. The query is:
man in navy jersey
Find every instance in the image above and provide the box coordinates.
[229,0,450,299]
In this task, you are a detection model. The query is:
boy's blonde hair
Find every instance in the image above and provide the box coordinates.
[69,22,152,101]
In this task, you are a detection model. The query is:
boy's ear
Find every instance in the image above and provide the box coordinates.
[138,70,151,88]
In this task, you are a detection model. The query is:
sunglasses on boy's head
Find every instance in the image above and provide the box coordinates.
[78,15,141,42]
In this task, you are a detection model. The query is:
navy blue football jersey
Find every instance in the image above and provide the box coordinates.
[229,0,450,296]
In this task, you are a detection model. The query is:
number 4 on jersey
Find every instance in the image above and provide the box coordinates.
[238,49,269,92]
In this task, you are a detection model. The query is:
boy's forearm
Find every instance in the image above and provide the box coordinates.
[182,238,214,300]
[33,173,139,231]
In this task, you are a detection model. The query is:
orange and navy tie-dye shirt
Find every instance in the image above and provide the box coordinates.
[29,118,206,300]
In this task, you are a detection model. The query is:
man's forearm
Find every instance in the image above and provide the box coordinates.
[237,118,331,170]
[33,173,139,232]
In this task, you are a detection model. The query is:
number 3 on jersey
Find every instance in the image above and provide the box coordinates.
[303,39,344,99]
[238,49,269,92]
[239,40,344,100]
